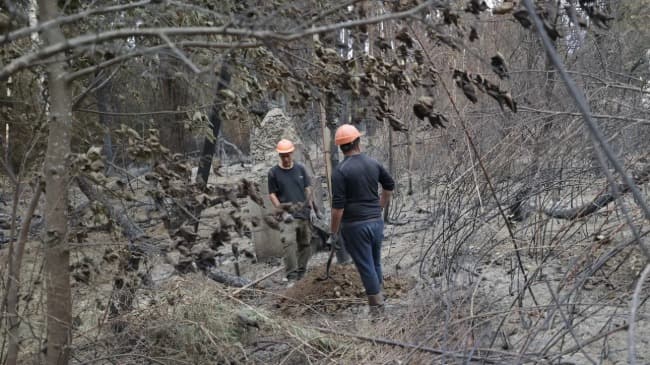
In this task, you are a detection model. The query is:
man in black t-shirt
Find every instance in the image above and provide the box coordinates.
[268,139,315,281]
[329,125,395,313]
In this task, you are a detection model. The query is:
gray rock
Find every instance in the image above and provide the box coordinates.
[165,250,181,266]
[150,263,175,283]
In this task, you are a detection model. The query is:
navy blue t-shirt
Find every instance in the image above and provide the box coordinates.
[268,163,311,218]
[332,153,395,222]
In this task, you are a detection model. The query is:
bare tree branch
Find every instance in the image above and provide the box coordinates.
[510,70,650,95]
[71,66,120,109]
[311,326,507,363]
[65,41,261,81]
[628,264,650,365]
[159,33,201,74]
[0,0,151,44]
[518,106,650,125]
[409,23,539,309]
[0,0,438,80]
[543,280,597,364]
[524,0,650,259]
[5,180,42,365]
[76,176,146,242]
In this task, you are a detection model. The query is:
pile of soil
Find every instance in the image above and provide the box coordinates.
[276,264,415,315]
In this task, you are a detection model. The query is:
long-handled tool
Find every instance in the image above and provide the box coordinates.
[317,235,338,282]
[318,244,336,282]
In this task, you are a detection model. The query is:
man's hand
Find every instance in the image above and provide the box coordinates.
[309,210,318,224]
[326,233,340,249]
[277,202,293,210]
[282,212,294,223]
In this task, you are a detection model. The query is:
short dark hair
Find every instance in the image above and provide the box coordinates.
[339,137,360,153]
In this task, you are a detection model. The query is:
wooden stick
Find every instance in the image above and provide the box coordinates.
[232,267,284,296]
[318,98,333,208]
[310,326,505,363]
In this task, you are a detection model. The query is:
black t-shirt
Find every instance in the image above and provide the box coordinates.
[268,163,311,218]
[332,153,395,223]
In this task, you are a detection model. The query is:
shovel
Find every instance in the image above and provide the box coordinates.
[317,236,338,283]
[317,245,336,282]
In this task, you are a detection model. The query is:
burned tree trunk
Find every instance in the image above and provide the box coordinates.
[158,56,190,154]
[542,193,617,220]
[197,59,232,187]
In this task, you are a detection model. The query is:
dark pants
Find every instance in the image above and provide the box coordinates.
[341,218,384,295]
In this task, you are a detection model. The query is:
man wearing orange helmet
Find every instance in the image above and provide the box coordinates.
[268,139,315,282]
[329,124,395,313]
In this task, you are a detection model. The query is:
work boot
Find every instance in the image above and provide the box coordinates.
[284,272,299,288]
[367,293,385,318]
[295,269,306,280]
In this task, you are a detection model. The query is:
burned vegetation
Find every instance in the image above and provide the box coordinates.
[3,0,650,364]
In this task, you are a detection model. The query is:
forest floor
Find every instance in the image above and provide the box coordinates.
[162,184,649,365]
[3,166,650,364]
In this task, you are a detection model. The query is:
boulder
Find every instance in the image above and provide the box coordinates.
[248,109,300,259]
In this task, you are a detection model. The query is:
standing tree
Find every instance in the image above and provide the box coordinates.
[37,1,73,363]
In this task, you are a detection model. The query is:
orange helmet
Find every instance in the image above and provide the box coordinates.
[335,124,362,146]
[276,139,295,153]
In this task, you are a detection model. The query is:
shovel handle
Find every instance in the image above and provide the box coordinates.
[317,244,336,281]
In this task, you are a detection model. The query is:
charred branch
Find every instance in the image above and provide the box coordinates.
[539,166,650,220]
[206,267,251,288]
[76,176,147,242]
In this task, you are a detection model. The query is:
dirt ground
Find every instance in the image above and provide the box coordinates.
[276,263,416,315]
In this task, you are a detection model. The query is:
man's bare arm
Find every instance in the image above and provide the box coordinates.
[269,193,281,208]
[330,208,344,234]
[305,186,314,210]
[380,189,393,209]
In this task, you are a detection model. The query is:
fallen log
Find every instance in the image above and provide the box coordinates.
[541,165,650,220]
[541,192,616,220]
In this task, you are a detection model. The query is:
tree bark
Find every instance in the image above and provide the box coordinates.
[38,1,73,363]
[197,59,232,187]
